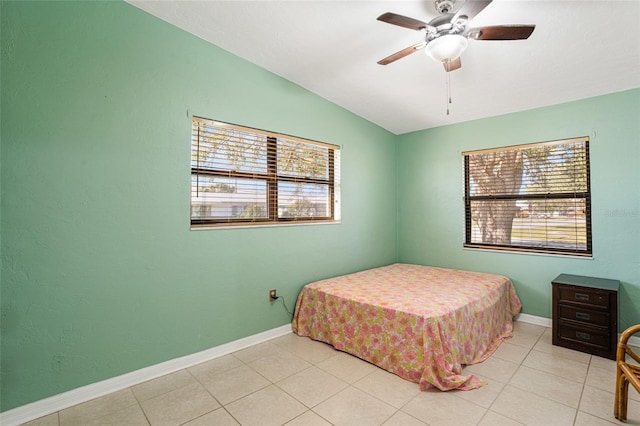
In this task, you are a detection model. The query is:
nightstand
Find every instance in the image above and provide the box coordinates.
[551,273,620,359]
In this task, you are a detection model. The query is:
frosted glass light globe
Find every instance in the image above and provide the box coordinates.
[425,34,468,62]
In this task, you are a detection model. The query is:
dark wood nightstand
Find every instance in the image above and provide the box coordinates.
[551,273,620,359]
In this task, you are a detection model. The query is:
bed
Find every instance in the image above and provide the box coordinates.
[292,263,522,391]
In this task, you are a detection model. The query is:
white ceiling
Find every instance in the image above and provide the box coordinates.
[127,0,640,135]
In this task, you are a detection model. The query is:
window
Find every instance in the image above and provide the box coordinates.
[191,117,340,228]
[463,137,591,256]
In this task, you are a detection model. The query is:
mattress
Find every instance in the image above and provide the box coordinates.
[292,263,522,390]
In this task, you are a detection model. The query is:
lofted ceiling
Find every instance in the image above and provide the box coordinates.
[126,0,640,135]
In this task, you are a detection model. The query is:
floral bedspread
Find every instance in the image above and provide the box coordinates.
[292,263,522,391]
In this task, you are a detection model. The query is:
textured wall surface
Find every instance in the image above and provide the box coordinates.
[0,1,397,411]
[397,89,640,329]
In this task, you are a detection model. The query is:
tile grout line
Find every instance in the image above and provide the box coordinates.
[231,341,345,425]
[128,382,153,426]
[183,366,229,426]
[28,323,633,426]
[482,327,546,425]
[572,355,593,426]
[275,339,405,426]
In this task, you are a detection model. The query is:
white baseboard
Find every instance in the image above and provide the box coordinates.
[0,324,292,426]
[0,316,552,425]
[515,313,552,328]
[3,314,638,425]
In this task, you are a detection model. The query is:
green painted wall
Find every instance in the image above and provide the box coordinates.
[397,89,640,332]
[2,0,639,414]
[0,1,397,410]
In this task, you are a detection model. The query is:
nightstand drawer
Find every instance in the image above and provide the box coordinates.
[558,320,610,348]
[557,287,609,308]
[559,304,609,327]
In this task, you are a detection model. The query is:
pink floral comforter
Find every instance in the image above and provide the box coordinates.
[292,263,522,391]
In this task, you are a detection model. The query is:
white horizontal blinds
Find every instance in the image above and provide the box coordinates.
[464,137,591,255]
[191,118,270,223]
[276,138,335,220]
[191,117,340,226]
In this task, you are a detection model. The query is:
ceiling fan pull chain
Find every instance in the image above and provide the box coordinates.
[446,61,451,115]
[449,68,452,105]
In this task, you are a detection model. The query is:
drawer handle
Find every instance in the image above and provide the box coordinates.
[576,331,591,340]
[575,312,591,321]
[575,293,590,302]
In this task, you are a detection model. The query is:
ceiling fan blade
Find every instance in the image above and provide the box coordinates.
[377,42,427,65]
[467,25,535,40]
[443,57,462,72]
[377,12,431,31]
[451,0,493,23]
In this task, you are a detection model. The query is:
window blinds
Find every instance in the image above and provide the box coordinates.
[463,137,591,256]
[191,117,340,227]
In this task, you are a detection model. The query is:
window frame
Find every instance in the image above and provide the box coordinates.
[190,117,340,228]
[463,137,592,257]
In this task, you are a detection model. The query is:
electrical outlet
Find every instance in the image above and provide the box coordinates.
[269,289,278,302]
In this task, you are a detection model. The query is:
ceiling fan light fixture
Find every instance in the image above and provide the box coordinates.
[424,34,468,62]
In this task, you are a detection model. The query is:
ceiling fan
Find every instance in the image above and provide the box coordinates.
[377,0,535,71]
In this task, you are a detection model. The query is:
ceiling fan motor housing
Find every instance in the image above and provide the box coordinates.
[425,13,466,43]
[435,0,456,14]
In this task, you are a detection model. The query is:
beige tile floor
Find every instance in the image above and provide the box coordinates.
[22,323,640,426]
